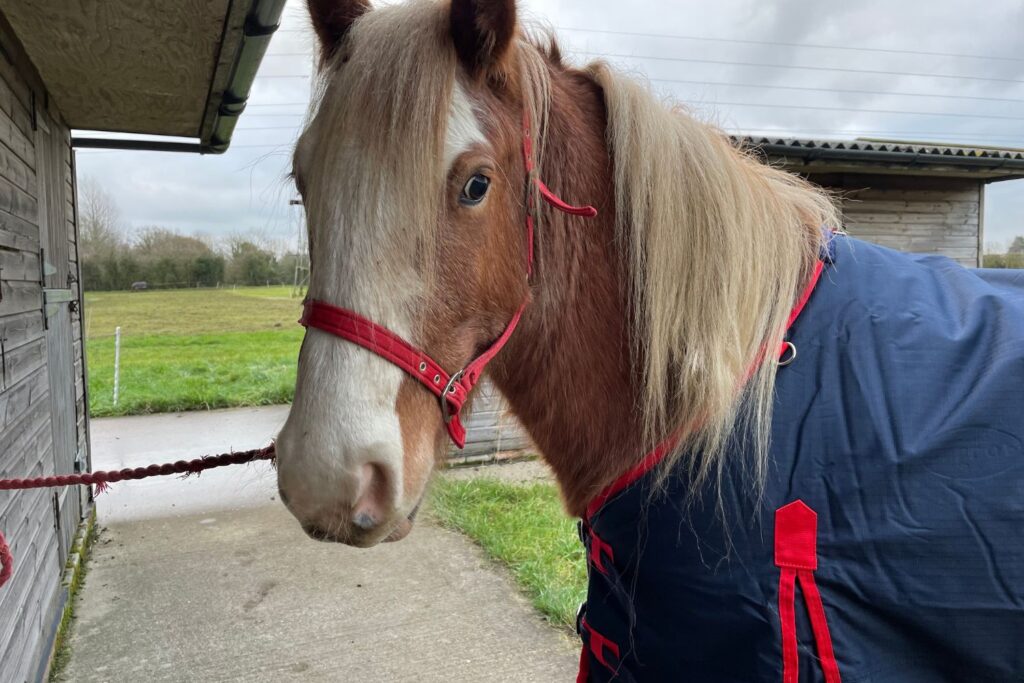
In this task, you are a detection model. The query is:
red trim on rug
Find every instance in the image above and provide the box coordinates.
[580,618,621,671]
[779,567,799,683]
[584,260,826,521]
[588,528,615,575]
[576,643,591,683]
[786,260,824,331]
[799,569,842,683]
[585,440,675,521]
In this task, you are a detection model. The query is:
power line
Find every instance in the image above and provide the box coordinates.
[226,125,1024,142]
[687,100,1024,122]
[650,78,1024,106]
[74,127,1024,156]
[245,79,1024,109]
[245,102,309,107]
[234,126,302,132]
[556,26,1024,64]
[572,49,1024,86]
[271,24,1023,64]
[254,52,1024,87]
[231,97,1024,125]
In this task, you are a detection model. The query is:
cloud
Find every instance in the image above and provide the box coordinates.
[75,0,1023,245]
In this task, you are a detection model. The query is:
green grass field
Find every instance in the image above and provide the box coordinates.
[84,287,304,417]
[429,477,587,630]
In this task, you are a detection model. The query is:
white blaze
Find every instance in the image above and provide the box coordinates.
[445,82,487,169]
[275,79,487,537]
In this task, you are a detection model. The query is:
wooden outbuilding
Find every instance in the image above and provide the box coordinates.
[0,2,284,680]
[744,136,1024,267]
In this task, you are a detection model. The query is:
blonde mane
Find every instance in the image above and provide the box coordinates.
[300,1,458,325]
[586,63,838,491]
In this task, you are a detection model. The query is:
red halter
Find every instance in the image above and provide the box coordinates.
[300,113,598,448]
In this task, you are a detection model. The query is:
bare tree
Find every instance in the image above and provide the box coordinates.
[79,176,125,259]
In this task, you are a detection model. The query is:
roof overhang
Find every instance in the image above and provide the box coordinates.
[737,137,1024,183]
[0,0,286,153]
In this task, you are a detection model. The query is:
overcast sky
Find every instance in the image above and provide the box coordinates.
[75,0,1023,251]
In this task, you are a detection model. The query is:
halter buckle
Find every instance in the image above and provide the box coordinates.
[440,370,465,424]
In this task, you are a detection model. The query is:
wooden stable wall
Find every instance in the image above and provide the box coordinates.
[0,14,90,683]
[457,380,530,458]
[810,174,983,267]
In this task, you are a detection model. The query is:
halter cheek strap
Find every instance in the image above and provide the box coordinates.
[300,114,597,448]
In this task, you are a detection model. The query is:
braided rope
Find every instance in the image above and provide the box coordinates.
[0,444,275,590]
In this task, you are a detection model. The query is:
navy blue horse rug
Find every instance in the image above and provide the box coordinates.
[577,235,1024,683]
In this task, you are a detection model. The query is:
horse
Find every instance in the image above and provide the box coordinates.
[275,1,1024,680]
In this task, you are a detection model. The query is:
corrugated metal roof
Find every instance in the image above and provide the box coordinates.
[733,136,1024,180]
[733,136,1024,161]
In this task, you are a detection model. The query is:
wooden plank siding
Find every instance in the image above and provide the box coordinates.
[0,9,90,683]
[456,379,531,457]
[808,174,983,267]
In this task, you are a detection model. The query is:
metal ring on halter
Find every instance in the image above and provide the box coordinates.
[778,341,797,367]
[440,370,465,424]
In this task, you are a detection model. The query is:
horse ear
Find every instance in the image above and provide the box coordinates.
[450,0,517,77]
[307,0,371,61]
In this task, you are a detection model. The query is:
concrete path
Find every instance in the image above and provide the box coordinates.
[61,407,578,682]
[88,406,287,523]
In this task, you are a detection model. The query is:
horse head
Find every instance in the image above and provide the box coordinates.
[276,0,547,546]
[276,0,835,548]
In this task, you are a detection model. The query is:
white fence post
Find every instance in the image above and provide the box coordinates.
[113,326,121,406]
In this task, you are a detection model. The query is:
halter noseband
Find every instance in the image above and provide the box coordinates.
[300,112,598,448]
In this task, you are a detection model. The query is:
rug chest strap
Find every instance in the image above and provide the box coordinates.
[775,500,842,683]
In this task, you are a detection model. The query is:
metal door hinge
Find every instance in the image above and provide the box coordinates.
[40,248,57,281]
[40,248,60,328]
[43,287,73,318]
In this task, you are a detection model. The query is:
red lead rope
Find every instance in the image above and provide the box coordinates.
[301,111,597,448]
[0,445,276,590]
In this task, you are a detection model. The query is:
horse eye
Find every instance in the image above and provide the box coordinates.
[459,174,490,206]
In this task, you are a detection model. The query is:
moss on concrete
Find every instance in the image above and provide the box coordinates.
[48,507,98,682]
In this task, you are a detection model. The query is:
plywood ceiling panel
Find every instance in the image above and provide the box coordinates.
[0,0,236,137]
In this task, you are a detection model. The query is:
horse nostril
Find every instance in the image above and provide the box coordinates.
[352,462,393,530]
[353,512,377,531]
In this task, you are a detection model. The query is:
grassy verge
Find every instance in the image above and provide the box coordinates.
[84,287,304,417]
[429,478,586,630]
